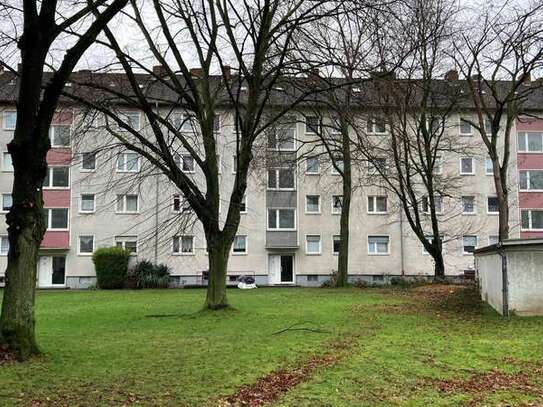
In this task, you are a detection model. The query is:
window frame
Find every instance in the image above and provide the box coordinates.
[519,170,543,192]
[461,196,476,215]
[331,195,343,215]
[1,193,12,213]
[459,118,473,136]
[462,235,478,255]
[267,167,296,191]
[268,116,297,151]
[232,235,248,255]
[305,234,322,255]
[304,115,320,134]
[367,234,390,256]
[175,153,196,174]
[521,209,543,231]
[422,195,443,215]
[0,235,9,256]
[486,196,499,215]
[3,111,16,130]
[305,156,320,175]
[44,208,69,231]
[43,166,70,189]
[267,208,296,231]
[116,152,140,173]
[332,234,341,255]
[120,111,141,131]
[80,152,97,172]
[485,158,494,176]
[172,235,195,255]
[367,195,388,214]
[78,235,95,256]
[366,115,387,135]
[518,132,543,153]
[115,236,138,254]
[49,124,71,147]
[116,194,139,214]
[2,152,13,172]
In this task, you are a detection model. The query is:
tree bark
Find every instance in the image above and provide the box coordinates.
[494,166,510,240]
[204,235,231,310]
[335,166,351,287]
[433,250,445,280]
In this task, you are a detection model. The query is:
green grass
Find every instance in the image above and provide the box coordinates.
[0,286,542,406]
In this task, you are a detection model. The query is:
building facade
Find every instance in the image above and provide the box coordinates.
[0,73,541,288]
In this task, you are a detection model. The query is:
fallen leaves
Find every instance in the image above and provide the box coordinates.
[0,343,18,364]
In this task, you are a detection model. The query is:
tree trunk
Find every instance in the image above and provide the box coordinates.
[433,251,445,280]
[0,141,47,359]
[335,175,351,287]
[204,236,231,310]
[497,186,509,241]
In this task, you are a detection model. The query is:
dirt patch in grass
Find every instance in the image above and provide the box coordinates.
[220,337,358,407]
[0,344,19,364]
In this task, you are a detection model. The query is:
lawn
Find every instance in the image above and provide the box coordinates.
[0,286,542,406]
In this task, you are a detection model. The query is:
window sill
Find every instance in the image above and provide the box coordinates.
[80,169,96,173]
[368,253,390,256]
[79,211,95,214]
[305,212,321,215]
[520,190,543,193]
[116,170,140,174]
[267,188,297,192]
[305,252,321,256]
[232,252,247,256]
[172,252,195,256]
[462,213,477,216]
[1,170,13,173]
[486,212,499,216]
[77,253,93,257]
[367,212,388,215]
[267,229,297,232]
[43,187,70,190]
[460,173,476,176]
[50,145,71,149]
[46,229,69,232]
[305,172,320,176]
[115,211,139,215]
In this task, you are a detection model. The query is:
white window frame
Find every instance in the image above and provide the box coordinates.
[0,235,9,255]
[78,235,95,256]
[43,166,70,189]
[486,196,499,215]
[50,124,71,147]
[2,152,13,172]
[116,152,140,173]
[305,195,321,214]
[172,235,194,255]
[521,209,543,231]
[305,156,320,175]
[239,194,247,214]
[267,168,296,191]
[459,157,475,175]
[232,235,248,255]
[116,194,139,214]
[422,195,443,214]
[3,111,16,130]
[232,155,238,174]
[520,170,543,192]
[304,116,319,134]
[367,195,388,214]
[120,111,141,131]
[367,158,387,175]
[330,158,344,175]
[44,208,69,231]
[366,115,387,135]
[79,194,96,213]
[459,118,473,136]
[422,235,444,255]
[80,152,97,172]
[268,117,296,151]
[1,193,12,213]
[485,158,494,176]
[367,235,390,256]
[518,132,543,153]
[433,156,443,175]
[115,236,138,254]
[305,234,322,255]
[332,234,341,255]
[267,208,296,231]
[462,235,478,255]
[176,153,195,173]
[461,196,476,215]
[488,235,499,246]
[331,195,343,214]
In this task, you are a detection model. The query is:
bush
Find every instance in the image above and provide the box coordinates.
[92,247,131,289]
[129,260,171,289]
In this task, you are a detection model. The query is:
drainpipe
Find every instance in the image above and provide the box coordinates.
[153,102,160,264]
[497,243,509,317]
[399,206,405,276]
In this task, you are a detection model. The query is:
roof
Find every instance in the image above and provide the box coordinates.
[474,238,543,255]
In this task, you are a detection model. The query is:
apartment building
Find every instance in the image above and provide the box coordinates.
[0,71,540,288]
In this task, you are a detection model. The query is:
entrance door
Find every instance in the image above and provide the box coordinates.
[38,256,66,287]
[268,254,294,284]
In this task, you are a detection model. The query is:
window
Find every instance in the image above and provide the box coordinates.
[80,194,95,213]
[305,235,321,254]
[116,152,139,172]
[462,196,475,214]
[520,170,543,191]
[115,236,138,253]
[488,235,499,245]
[0,236,9,255]
[175,154,195,173]
[3,111,16,130]
[485,158,493,176]
[307,274,319,282]
[268,208,296,230]
[172,194,186,212]
[460,157,475,175]
[116,194,138,213]
[306,156,320,174]
[487,196,499,214]
[81,152,96,171]
[121,111,140,130]
[433,156,443,175]
[331,158,344,175]
[305,195,320,214]
[213,114,221,133]
[232,235,247,254]
[170,112,195,132]
[1,193,12,212]
[44,208,69,230]
[50,125,71,147]
[333,235,341,254]
[232,155,238,174]
[3,152,13,172]
[78,235,94,255]
[305,116,319,134]
[332,195,343,214]
[239,195,247,214]
[459,118,472,135]
[425,116,442,134]
[367,196,387,214]
[367,116,386,134]
[172,235,194,254]
[521,209,543,230]
[484,117,493,133]
[330,116,342,135]
[422,235,443,255]
[518,132,543,153]
[462,235,477,255]
[367,158,387,175]
[267,168,295,190]
[268,117,296,151]
[422,196,442,214]
[43,167,69,188]
[368,235,390,255]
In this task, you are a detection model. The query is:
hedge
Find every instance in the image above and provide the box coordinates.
[92,247,131,289]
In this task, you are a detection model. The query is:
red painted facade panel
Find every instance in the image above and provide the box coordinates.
[46,148,72,165]
[518,154,543,169]
[43,190,70,207]
[41,231,70,249]
[51,111,73,125]
[521,231,543,239]
[517,118,543,132]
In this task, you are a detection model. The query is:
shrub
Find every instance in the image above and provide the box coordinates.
[92,247,131,289]
[129,260,171,289]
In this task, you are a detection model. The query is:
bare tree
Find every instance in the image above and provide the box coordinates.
[66,0,337,309]
[0,0,128,359]
[453,1,543,240]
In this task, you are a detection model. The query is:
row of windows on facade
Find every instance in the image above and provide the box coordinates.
[0,232,498,258]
